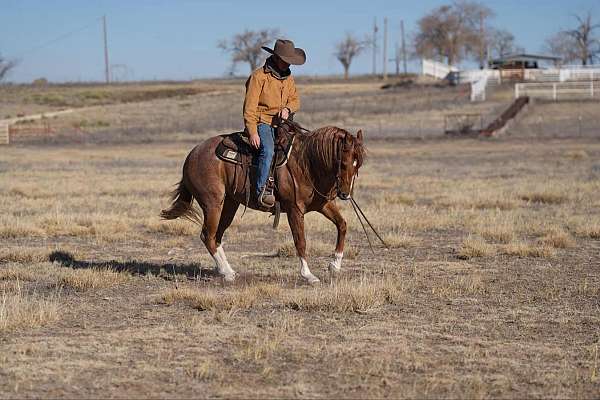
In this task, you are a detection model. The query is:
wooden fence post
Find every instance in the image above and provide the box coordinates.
[0,123,8,145]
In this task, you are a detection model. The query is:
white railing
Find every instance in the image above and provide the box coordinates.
[524,66,600,82]
[515,81,597,100]
[471,74,488,101]
[458,69,500,84]
[560,68,600,81]
[460,69,500,102]
[422,59,458,80]
[524,69,560,82]
[561,64,600,69]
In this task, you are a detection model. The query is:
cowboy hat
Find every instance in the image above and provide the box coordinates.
[261,39,306,65]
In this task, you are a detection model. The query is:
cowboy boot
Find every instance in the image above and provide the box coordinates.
[259,177,275,208]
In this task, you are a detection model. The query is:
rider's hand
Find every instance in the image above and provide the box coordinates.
[249,133,260,149]
[280,108,290,120]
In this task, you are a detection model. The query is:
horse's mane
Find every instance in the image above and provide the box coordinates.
[297,126,366,175]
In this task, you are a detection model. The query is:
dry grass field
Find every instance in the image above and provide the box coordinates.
[1,79,599,398]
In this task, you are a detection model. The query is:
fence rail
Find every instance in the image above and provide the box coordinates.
[524,68,600,82]
[0,123,8,145]
[515,81,597,100]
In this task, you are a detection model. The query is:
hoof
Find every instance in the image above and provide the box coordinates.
[303,274,320,285]
[328,261,341,274]
[222,272,236,282]
[214,267,236,282]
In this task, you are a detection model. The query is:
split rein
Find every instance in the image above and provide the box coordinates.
[281,119,389,254]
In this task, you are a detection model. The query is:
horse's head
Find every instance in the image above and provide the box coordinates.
[336,130,365,200]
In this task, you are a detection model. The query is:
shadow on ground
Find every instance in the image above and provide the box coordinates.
[48,250,219,280]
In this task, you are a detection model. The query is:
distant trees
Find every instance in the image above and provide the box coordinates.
[334,33,365,79]
[544,32,579,65]
[414,1,494,66]
[545,12,599,65]
[0,53,16,82]
[488,28,519,59]
[218,29,280,73]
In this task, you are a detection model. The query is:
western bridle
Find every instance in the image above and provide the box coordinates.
[280,119,388,253]
[307,130,351,202]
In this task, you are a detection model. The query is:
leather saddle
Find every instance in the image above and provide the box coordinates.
[215,131,294,168]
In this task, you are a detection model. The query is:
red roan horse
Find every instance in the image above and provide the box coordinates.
[161,124,365,284]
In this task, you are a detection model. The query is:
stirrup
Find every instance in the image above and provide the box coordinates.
[258,185,275,208]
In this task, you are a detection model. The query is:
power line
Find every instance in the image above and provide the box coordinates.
[15,18,102,59]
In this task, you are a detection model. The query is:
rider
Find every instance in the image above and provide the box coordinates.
[243,39,306,207]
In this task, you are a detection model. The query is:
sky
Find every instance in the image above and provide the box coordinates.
[0,0,598,83]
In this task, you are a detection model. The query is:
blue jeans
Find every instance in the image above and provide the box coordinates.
[255,123,275,197]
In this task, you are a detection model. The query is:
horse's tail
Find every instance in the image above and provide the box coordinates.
[160,179,203,225]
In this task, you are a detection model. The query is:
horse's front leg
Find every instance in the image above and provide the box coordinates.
[318,201,347,274]
[287,209,320,284]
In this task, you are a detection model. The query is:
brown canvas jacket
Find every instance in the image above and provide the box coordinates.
[243,65,300,137]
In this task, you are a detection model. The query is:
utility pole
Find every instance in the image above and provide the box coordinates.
[103,15,110,84]
[401,19,408,75]
[372,17,378,76]
[395,42,400,76]
[382,17,388,80]
[479,10,485,69]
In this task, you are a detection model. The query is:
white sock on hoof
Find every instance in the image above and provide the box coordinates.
[212,250,235,281]
[299,257,320,284]
[328,252,343,273]
[217,245,229,264]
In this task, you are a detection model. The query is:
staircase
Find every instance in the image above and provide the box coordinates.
[480,97,530,136]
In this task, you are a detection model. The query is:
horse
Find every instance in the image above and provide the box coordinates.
[160,124,365,284]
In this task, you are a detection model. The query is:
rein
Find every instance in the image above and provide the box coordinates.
[279,118,341,201]
[349,197,389,254]
[282,120,388,253]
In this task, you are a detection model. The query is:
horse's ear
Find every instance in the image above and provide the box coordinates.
[356,130,363,143]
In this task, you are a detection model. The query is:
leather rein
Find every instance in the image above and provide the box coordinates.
[280,119,388,253]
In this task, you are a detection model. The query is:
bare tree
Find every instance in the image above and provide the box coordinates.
[334,33,365,79]
[544,12,600,66]
[563,12,600,65]
[544,32,578,65]
[488,28,518,59]
[0,53,16,82]
[414,1,493,66]
[218,29,280,73]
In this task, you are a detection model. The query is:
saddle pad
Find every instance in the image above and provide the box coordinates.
[215,132,294,168]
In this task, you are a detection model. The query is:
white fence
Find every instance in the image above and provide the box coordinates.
[471,74,488,101]
[458,70,501,102]
[422,59,600,102]
[524,67,600,82]
[457,69,499,84]
[422,59,458,80]
[515,81,597,100]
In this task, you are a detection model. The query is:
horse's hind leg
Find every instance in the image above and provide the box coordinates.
[318,201,347,273]
[201,203,236,282]
[215,197,239,275]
